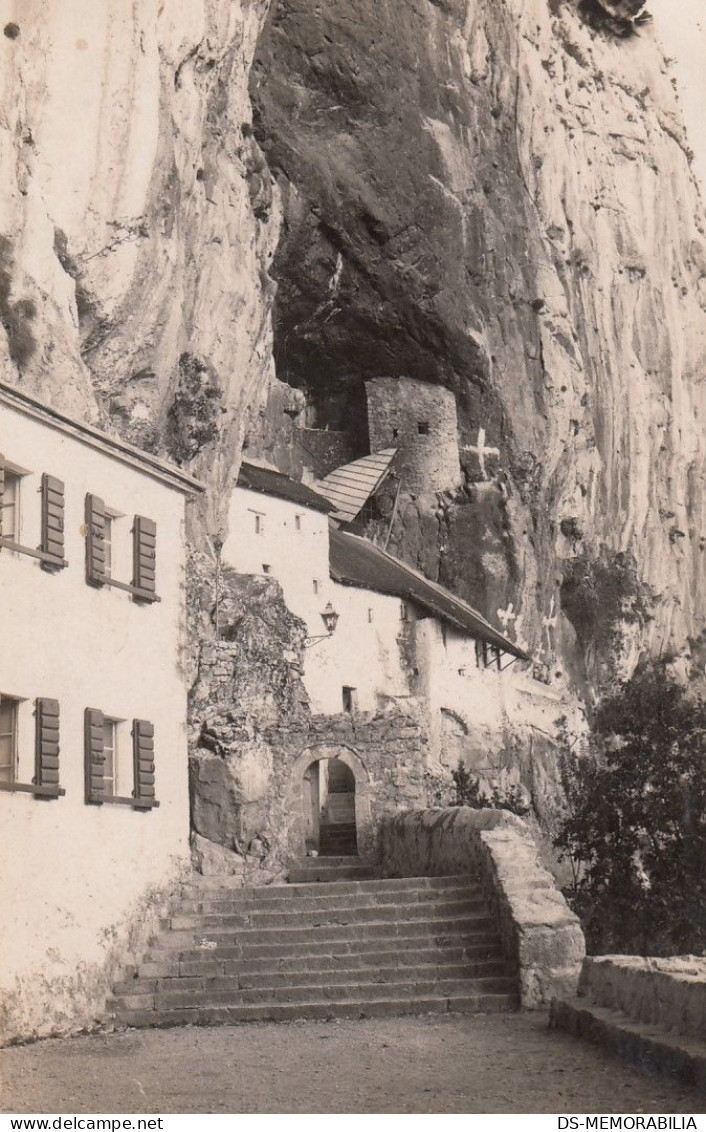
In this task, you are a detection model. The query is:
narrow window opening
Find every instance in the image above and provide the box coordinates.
[0,694,18,784]
[102,718,119,797]
[262,563,271,575]
[368,608,374,623]
[102,506,124,580]
[342,686,357,714]
[417,421,430,435]
[400,601,409,622]
[313,579,319,594]
[104,515,113,578]
[2,470,21,542]
[295,514,303,532]
[392,428,399,440]
[252,511,265,535]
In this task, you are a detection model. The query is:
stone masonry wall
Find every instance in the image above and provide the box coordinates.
[378,807,585,1008]
[296,427,361,478]
[188,567,438,880]
[573,956,706,1043]
[366,377,462,493]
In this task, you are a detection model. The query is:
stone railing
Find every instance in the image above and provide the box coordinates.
[575,956,706,1041]
[378,807,585,1008]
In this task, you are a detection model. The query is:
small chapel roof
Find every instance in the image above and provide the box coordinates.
[329,528,530,661]
[311,448,397,523]
[237,460,334,514]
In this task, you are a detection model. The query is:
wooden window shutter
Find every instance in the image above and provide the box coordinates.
[132,719,157,809]
[85,494,106,585]
[35,698,61,791]
[0,453,5,545]
[41,474,66,569]
[84,707,105,803]
[132,516,157,601]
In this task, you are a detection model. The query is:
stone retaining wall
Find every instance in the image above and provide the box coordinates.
[378,807,584,1008]
[578,956,706,1042]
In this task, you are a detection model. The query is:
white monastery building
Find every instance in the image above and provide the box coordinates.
[224,460,554,786]
[0,382,202,1039]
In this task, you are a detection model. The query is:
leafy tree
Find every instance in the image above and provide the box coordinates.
[555,659,706,955]
[451,762,530,818]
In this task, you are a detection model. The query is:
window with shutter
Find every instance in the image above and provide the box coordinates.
[132,516,157,602]
[0,693,65,798]
[85,496,159,602]
[132,719,158,810]
[84,710,158,810]
[40,475,66,570]
[0,459,67,567]
[34,698,63,795]
[85,494,107,586]
[84,707,105,803]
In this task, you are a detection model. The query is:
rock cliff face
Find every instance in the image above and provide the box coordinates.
[1,0,704,698]
[251,0,706,693]
[0,0,277,530]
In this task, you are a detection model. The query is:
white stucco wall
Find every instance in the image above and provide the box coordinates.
[224,485,413,713]
[414,618,572,778]
[413,619,509,768]
[0,399,193,1041]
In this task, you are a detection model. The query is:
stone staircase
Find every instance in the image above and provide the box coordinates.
[318,821,357,857]
[108,869,519,1030]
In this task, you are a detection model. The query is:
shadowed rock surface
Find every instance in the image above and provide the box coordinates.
[251,0,706,692]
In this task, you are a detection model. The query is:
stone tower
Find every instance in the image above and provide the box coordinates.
[365,377,462,493]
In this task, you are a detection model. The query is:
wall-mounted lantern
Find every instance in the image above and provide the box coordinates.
[304,601,340,648]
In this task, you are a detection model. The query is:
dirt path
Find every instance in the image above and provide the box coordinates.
[1,1014,703,1115]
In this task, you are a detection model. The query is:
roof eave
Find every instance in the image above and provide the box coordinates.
[0,381,204,495]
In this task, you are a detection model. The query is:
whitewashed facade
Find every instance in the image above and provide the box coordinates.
[224,463,533,734]
[224,478,413,714]
[0,383,201,1043]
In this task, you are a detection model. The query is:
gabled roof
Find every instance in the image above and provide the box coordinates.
[329,528,530,661]
[311,448,397,523]
[237,461,334,514]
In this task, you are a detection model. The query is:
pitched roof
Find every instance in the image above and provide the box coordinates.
[311,448,397,522]
[0,381,204,495]
[329,528,530,660]
[237,461,334,514]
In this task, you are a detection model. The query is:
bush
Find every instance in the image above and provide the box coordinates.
[451,762,530,817]
[555,659,706,955]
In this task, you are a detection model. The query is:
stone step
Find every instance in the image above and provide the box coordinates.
[115,957,511,997]
[288,864,374,882]
[136,939,502,980]
[151,912,495,951]
[113,991,518,1029]
[178,882,481,915]
[550,999,706,1091]
[110,871,516,1032]
[146,927,501,964]
[167,896,486,931]
[140,974,517,1011]
[181,874,476,899]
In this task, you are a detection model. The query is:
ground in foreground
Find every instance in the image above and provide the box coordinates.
[1,1014,703,1114]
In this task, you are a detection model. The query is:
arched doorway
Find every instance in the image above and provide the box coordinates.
[287,744,372,862]
[303,755,357,856]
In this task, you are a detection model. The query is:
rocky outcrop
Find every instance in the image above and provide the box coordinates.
[0,0,279,532]
[251,0,706,694]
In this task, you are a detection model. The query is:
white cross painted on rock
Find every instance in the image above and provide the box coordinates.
[461,428,501,480]
[542,595,558,654]
[497,602,516,631]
